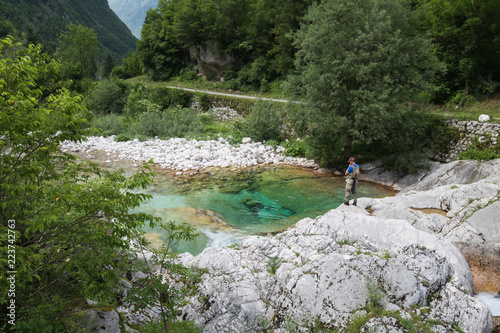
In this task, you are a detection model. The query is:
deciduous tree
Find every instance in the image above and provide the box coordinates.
[57,24,99,78]
[0,36,157,330]
[286,0,442,166]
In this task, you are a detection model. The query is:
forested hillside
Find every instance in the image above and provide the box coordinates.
[0,0,137,60]
[108,0,158,38]
[134,0,500,103]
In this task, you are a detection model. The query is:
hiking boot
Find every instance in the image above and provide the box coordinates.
[353,201,357,206]
[344,201,349,206]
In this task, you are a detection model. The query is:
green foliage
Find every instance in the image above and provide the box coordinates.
[136,107,205,139]
[57,24,99,78]
[149,86,193,109]
[128,221,199,332]
[282,139,308,157]
[138,0,312,86]
[0,18,17,37]
[0,37,158,330]
[458,135,500,161]
[243,100,282,141]
[89,79,128,114]
[137,1,185,81]
[114,133,133,142]
[124,86,162,118]
[112,51,142,79]
[285,0,442,167]
[92,114,128,136]
[0,0,137,61]
[413,0,500,102]
[103,54,114,78]
[365,276,387,311]
[383,151,430,175]
[266,257,283,275]
[345,312,370,333]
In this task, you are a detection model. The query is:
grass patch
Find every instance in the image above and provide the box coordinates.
[429,91,500,122]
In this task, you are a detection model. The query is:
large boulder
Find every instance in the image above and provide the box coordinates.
[363,158,500,293]
[189,44,234,79]
[180,208,493,332]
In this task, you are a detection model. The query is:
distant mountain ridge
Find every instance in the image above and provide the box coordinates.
[0,0,137,60]
[108,0,159,38]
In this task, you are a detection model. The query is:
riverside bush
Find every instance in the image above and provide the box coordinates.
[243,100,282,141]
[89,79,128,114]
[136,107,205,139]
[150,86,192,109]
[92,114,128,137]
[459,135,500,161]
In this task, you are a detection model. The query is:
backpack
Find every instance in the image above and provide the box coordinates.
[352,164,360,178]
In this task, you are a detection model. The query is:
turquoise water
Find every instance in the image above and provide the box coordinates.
[135,166,395,255]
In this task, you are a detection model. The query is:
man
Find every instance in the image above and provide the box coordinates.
[344,157,359,206]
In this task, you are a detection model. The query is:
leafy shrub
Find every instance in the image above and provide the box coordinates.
[92,114,127,136]
[283,139,308,157]
[266,258,283,275]
[125,94,162,118]
[136,107,205,139]
[89,79,128,114]
[150,86,192,109]
[243,100,282,141]
[447,90,475,108]
[383,151,430,175]
[114,133,133,142]
[459,135,500,161]
[135,111,164,138]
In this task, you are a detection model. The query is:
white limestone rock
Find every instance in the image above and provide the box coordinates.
[179,209,492,333]
[60,136,317,170]
[479,114,490,122]
[81,310,120,333]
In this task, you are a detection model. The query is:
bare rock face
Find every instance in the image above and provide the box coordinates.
[189,44,234,79]
[179,209,493,333]
[362,158,500,294]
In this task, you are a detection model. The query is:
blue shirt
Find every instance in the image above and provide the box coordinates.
[347,163,358,175]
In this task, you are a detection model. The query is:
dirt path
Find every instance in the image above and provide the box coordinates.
[165,85,298,103]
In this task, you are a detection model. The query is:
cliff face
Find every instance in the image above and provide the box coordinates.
[0,0,137,60]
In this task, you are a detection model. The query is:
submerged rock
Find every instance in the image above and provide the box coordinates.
[179,208,493,332]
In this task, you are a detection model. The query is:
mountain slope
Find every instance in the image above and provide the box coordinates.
[108,0,158,38]
[0,0,137,60]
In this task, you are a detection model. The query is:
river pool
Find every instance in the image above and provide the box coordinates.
[133,165,395,255]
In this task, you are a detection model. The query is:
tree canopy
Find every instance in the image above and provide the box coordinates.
[413,0,500,102]
[57,24,99,78]
[137,0,312,86]
[285,0,442,166]
[0,36,157,330]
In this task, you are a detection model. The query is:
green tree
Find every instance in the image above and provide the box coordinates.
[243,100,282,141]
[0,19,17,38]
[138,1,186,80]
[89,79,128,114]
[103,54,114,78]
[0,36,157,331]
[57,24,99,78]
[413,0,500,102]
[286,0,441,167]
[128,221,199,332]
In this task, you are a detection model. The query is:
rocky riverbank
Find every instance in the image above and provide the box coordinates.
[60,136,318,171]
[63,136,498,332]
[175,158,500,332]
